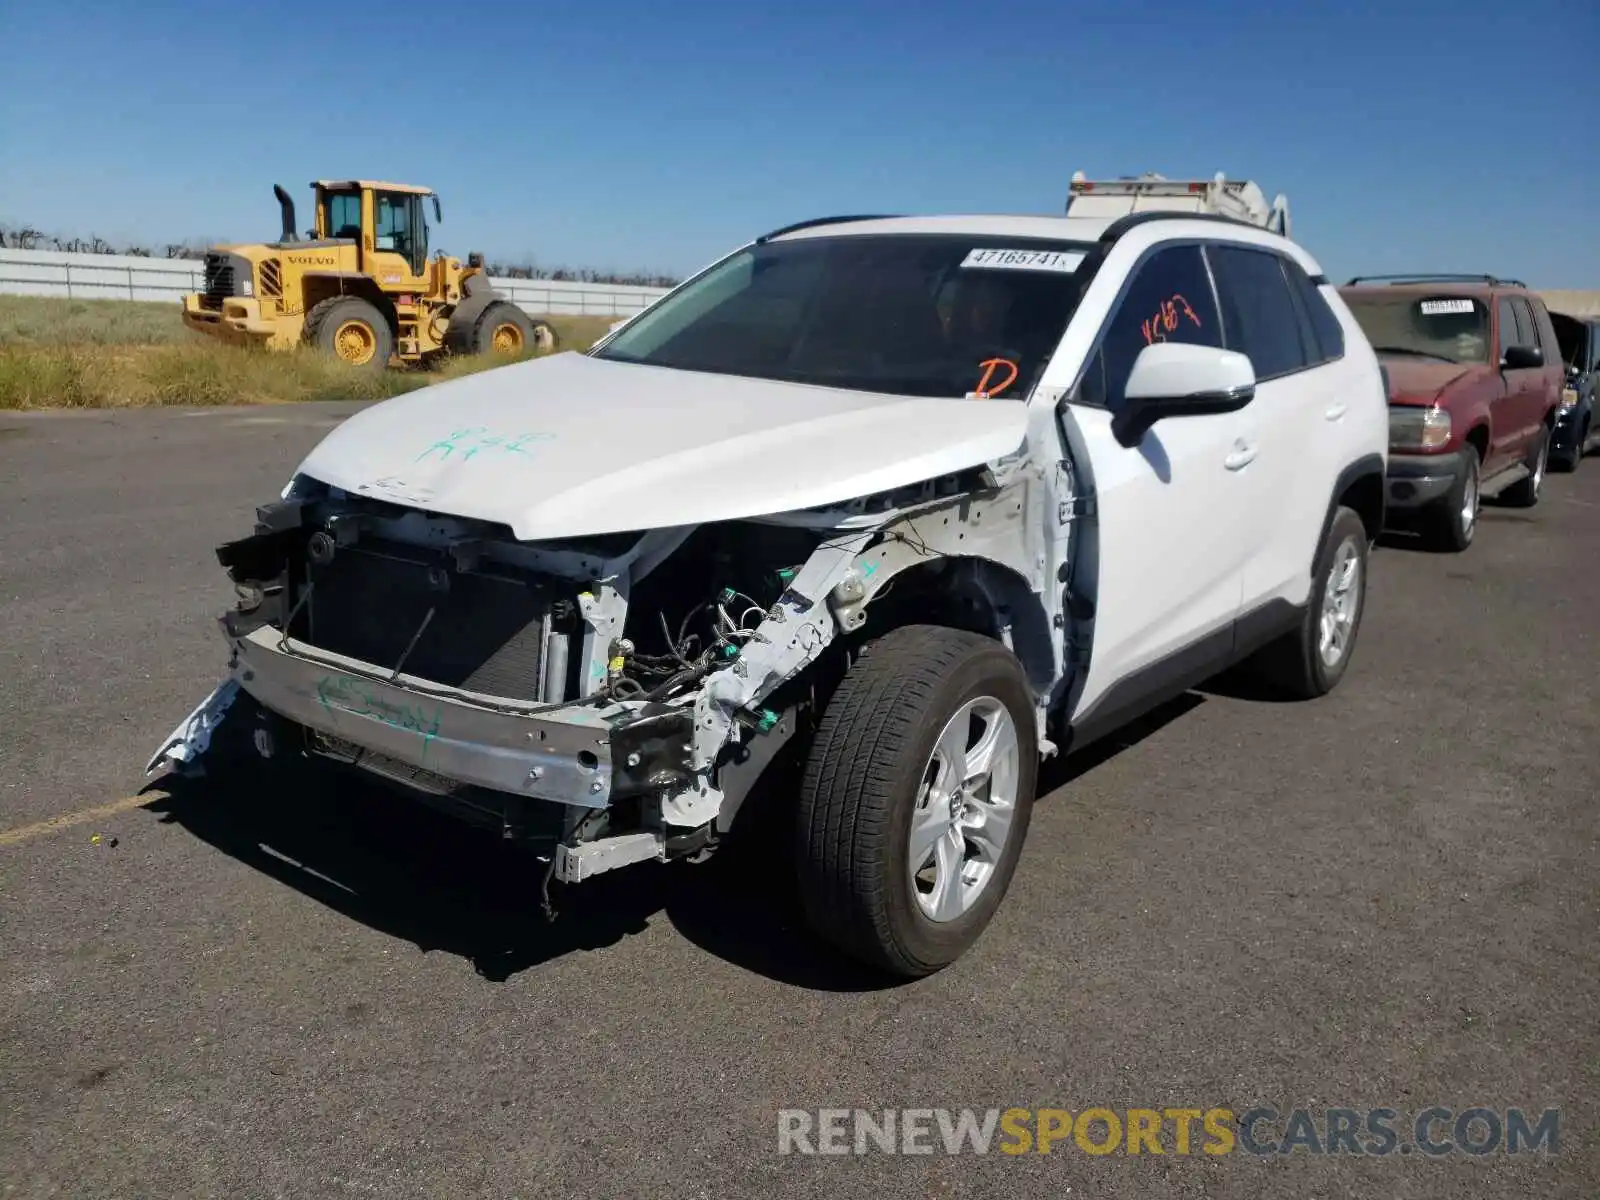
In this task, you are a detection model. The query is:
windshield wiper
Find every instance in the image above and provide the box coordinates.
[1371,345,1459,364]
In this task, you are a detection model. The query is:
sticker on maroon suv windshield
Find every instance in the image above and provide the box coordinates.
[1418,299,1477,315]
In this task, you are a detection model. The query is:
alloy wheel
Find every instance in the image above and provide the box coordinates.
[1318,537,1363,668]
[908,697,1020,923]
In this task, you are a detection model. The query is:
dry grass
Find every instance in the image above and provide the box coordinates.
[0,296,195,345]
[0,296,617,410]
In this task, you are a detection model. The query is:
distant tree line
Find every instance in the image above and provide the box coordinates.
[0,223,210,259]
[0,221,680,286]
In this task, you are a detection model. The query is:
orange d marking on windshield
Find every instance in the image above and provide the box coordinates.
[973,357,1019,398]
[1142,294,1202,345]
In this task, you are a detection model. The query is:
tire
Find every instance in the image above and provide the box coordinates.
[1549,416,1583,473]
[1422,443,1480,552]
[1501,424,1550,507]
[303,297,394,369]
[455,301,557,357]
[1245,506,1370,700]
[795,625,1038,978]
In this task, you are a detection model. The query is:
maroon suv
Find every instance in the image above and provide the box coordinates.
[1338,275,1565,551]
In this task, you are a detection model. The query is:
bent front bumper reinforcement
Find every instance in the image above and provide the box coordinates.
[225,625,622,808]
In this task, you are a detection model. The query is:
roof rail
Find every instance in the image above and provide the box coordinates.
[1344,273,1528,288]
[1098,209,1269,243]
[755,214,902,243]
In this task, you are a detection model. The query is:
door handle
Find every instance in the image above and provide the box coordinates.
[1224,441,1259,471]
[1324,402,1348,421]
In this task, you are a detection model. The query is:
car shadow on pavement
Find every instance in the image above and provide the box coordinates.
[1376,506,1537,555]
[142,760,895,993]
[142,692,1207,992]
[1036,691,1206,794]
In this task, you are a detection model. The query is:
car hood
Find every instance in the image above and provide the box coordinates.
[294,352,1030,541]
[1380,358,1483,406]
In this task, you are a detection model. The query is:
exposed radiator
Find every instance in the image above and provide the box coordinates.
[303,541,569,702]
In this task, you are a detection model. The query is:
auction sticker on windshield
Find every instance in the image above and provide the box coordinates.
[962,248,1085,273]
[1418,299,1478,315]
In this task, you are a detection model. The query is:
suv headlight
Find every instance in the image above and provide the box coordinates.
[1389,406,1451,451]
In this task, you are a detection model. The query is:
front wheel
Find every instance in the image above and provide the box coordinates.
[1245,505,1370,700]
[1423,444,1480,552]
[795,625,1038,978]
[303,297,394,369]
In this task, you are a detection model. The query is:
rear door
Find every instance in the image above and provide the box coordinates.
[1492,296,1535,470]
[1055,242,1250,725]
[1204,243,1324,615]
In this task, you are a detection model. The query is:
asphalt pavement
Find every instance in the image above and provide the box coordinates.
[1,403,1596,1198]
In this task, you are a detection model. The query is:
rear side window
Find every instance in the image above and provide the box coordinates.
[1284,259,1345,363]
[1518,298,1555,359]
[1510,300,1536,356]
[1206,245,1308,381]
[1077,244,1224,410]
[1502,297,1539,350]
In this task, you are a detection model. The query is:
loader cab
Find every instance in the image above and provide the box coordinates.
[312,180,443,279]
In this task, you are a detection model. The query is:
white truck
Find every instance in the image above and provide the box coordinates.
[1064,171,1291,237]
[149,204,1386,978]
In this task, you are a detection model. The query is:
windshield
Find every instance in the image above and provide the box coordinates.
[1341,292,1490,364]
[593,233,1092,399]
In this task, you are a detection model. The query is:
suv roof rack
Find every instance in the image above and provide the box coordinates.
[1344,273,1528,288]
[1098,210,1269,242]
[755,214,902,243]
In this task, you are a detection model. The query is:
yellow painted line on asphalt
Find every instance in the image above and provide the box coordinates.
[0,791,166,849]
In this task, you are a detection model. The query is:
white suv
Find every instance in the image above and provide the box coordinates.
[150,210,1389,977]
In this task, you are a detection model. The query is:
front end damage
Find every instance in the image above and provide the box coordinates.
[148,456,1070,895]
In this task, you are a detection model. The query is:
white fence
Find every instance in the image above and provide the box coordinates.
[0,248,672,317]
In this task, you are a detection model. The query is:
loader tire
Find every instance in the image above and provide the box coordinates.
[451,301,557,357]
[303,297,393,369]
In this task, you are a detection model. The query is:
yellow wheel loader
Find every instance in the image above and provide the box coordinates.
[181,181,557,369]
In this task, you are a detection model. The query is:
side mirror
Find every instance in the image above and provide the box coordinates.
[1501,344,1543,370]
[432,195,443,224]
[1110,343,1257,448]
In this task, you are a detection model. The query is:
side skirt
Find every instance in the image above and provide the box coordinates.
[1063,598,1303,757]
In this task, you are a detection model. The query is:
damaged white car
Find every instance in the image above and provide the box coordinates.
[149,211,1388,976]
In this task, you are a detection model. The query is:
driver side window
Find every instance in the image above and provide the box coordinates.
[1078,244,1223,410]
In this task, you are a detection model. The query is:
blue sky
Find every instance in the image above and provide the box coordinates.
[2,0,1596,285]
